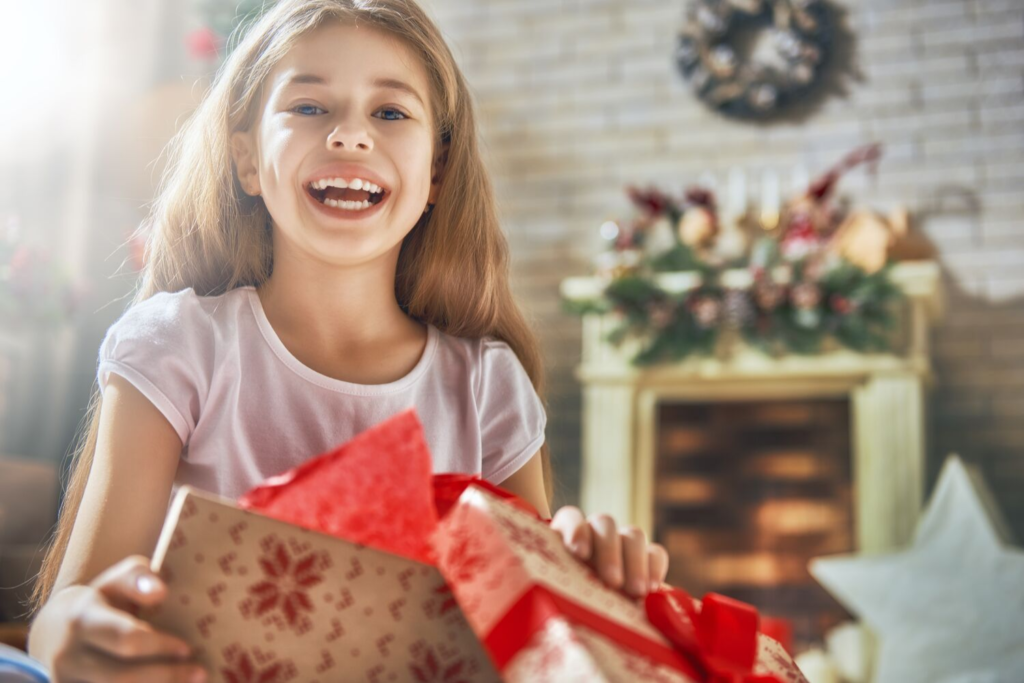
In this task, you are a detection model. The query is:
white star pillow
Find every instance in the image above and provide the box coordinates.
[810,455,1024,683]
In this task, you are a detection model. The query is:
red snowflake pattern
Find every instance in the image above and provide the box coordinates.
[434,583,459,615]
[220,645,297,683]
[408,644,472,683]
[620,650,684,683]
[239,534,331,635]
[441,532,489,584]
[498,517,562,566]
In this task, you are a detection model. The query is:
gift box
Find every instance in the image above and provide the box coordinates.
[146,409,807,683]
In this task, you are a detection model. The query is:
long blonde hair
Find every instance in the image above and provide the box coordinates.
[32,0,552,610]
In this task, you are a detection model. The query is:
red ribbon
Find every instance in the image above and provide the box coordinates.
[431,473,543,521]
[646,587,783,683]
[485,583,703,681]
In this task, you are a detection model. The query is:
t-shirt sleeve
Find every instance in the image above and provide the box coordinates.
[96,291,210,447]
[476,338,547,484]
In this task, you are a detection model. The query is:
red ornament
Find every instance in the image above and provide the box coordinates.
[186,27,223,62]
[626,185,675,217]
[830,294,854,315]
[127,231,147,271]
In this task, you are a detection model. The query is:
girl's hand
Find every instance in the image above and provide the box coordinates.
[550,506,670,599]
[30,556,207,683]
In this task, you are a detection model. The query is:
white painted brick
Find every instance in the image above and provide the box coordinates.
[987,277,1024,301]
[944,245,1024,270]
[979,100,1024,128]
[865,52,973,81]
[924,22,1024,51]
[936,336,990,358]
[981,217,1024,246]
[975,0,1024,14]
[919,214,981,245]
[976,43,1024,70]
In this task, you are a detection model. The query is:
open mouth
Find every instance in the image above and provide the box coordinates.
[306,183,387,211]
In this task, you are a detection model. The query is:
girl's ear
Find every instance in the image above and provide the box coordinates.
[230,130,262,197]
[427,140,450,205]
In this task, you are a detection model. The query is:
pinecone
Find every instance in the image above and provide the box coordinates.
[791,282,823,310]
[754,280,785,310]
[723,289,755,327]
[689,295,722,329]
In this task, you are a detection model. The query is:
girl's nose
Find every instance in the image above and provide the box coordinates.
[327,125,373,152]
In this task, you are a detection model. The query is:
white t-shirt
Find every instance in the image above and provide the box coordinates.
[96,286,547,500]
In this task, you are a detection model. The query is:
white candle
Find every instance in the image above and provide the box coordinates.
[791,163,810,196]
[760,168,780,230]
[726,167,746,223]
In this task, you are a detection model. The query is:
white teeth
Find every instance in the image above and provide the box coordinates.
[312,177,382,193]
[324,198,372,210]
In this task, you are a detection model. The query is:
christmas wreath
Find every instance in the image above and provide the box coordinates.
[675,0,831,119]
[562,145,908,367]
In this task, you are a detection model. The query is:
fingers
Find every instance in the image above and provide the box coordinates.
[56,645,206,683]
[647,542,670,591]
[620,525,649,598]
[550,506,592,560]
[75,598,192,661]
[93,556,169,610]
[586,513,623,589]
[554,508,672,600]
[76,555,193,665]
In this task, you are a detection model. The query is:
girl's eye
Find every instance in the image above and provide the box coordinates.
[376,108,408,121]
[292,104,325,116]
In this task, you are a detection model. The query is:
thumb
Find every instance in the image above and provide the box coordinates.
[93,555,169,610]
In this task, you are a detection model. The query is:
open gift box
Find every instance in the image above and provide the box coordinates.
[146,409,807,682]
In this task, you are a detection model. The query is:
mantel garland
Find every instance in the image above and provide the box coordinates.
[563,145,904,367]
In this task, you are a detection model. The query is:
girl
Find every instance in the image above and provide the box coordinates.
[28,1,670,679]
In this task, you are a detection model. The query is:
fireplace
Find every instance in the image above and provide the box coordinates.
[656,398,854,650]
[561,261,942,661]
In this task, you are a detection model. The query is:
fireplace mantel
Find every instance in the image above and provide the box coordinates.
[561,261,943,555]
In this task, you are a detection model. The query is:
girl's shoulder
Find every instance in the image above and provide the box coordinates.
[100,287,253,364]
[110,286,250,332]
[434,330,530,397]
[435,329,514,367]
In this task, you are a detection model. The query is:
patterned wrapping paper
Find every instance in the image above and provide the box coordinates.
[145,487,501,683]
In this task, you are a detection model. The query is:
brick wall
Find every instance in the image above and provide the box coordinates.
[422,0,1024,535]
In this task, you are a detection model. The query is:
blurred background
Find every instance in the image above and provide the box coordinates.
[1,0,1022,678]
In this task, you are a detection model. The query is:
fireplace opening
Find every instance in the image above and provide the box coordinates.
[654,398,854,650]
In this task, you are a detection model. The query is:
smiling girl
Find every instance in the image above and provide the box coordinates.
[27,1,669,680]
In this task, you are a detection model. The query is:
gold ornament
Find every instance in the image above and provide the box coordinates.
[830,207,935,274]
[677,206,718,249]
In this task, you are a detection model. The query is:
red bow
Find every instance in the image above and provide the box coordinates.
[646,587,782,683]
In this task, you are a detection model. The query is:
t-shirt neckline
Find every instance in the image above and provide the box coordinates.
[244,286,437,396]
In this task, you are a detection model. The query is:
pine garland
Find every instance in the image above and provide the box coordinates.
[564,151,905,367]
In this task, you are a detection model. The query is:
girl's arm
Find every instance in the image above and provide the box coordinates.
[493,449,551,519]
[498,451,670,600]
[29,373,204,680]
[54,373,182,590]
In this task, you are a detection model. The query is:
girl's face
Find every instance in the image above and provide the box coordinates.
[231,22,444,268]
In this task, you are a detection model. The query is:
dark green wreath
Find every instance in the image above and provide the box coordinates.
[675,0,832,119]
